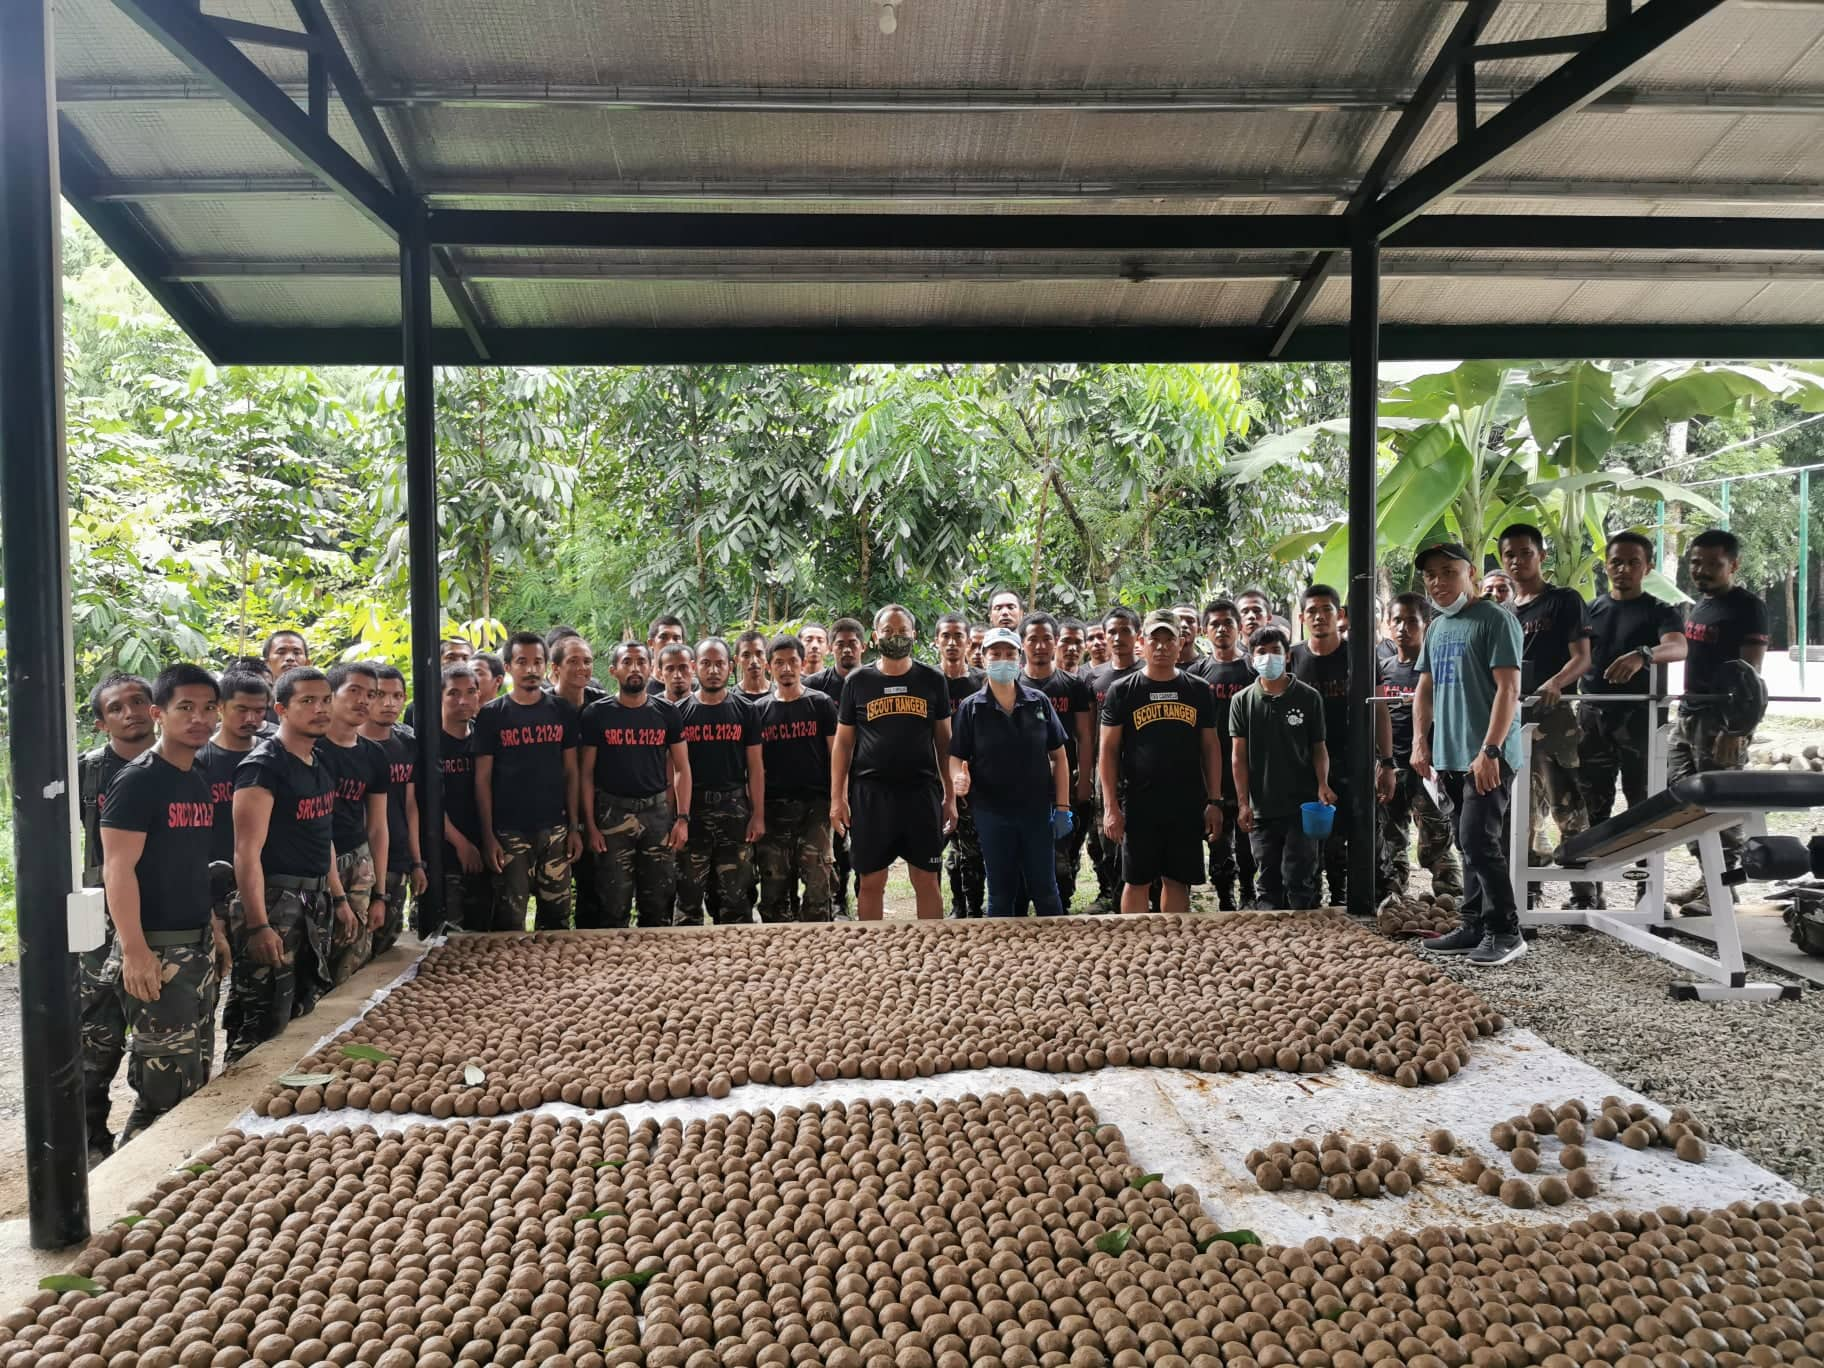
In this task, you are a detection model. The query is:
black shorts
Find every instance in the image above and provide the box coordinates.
[849,777,944,875]
[1121,798,1205,887]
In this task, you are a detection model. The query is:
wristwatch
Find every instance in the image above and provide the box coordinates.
[1481,743,1503,761]
[1376,756,1396,770]
[1637,646,1655,665]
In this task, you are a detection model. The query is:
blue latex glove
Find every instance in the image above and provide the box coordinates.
[1050,806,1075,841]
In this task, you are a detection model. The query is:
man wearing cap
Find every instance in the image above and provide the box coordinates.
[1097,610,1223,915]
[950,627,1072,917]
[1411,542,1527,967]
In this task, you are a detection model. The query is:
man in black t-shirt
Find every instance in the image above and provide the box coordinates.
[1669,528,1771,900]
[76,671,155,1165]
[229,666,355,1063]
[805,616,866,917]
[987,587,1024,631]
[1500,523,1596,904]
[935,612,987,918]
[1193,599,1260,910]
[734,630,772,701]
[99,664,225,1147]
[199,668,271,1054]
[1014,611,1095,915]
[1098,611,1223,914]
[1083,620,1109,674]
[799,621,829,677]
[1231,625,1332,909]
[658,642,696,705]
[1577,531,1689,838]
[475,632,582,932]
[1288,583,1395,907]
[315,663,391,990]
[581,642,690,929]
[1058,619,1088,678]
[1375,594,1462,902]
[436,663,489,933]
[755,635,840,922]
[1085,606,1141,909]
[831,605,956,920]
[362,665,423,955]
[677,639,765,926]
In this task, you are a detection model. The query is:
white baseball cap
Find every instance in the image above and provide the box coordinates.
[980,627,1022,651]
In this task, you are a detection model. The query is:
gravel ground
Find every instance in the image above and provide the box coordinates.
[1435,926,1824,1193]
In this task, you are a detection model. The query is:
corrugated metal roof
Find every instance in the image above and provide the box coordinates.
[47,0,1824,360]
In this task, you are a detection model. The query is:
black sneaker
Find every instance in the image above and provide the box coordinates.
[1422,924,1484,954]
[1468,932,1528,966]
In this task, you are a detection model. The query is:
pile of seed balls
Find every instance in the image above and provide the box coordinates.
[1246,1134,1425,1200]
[258,914,1504,1119]
[1376,891,1460,940]
[15,1091,1824,1368]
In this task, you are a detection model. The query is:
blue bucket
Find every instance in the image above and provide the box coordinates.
[1300,801,1336,839]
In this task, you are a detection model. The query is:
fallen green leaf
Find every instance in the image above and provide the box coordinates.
[1093,1226,1133,1256]
[115,1212,144,1229]
[183,1163,212,1175]
[1197,1229,1262,1251]
[598,1269,658,1293]
[1130,1173,1164,1190]
[1320,1306,1343,1322]
[340,1044,393,1063]
[594,1158,626,1169]
[38,1274,102,1293]
[277,1072,335,1088]
[463,1064,485,1087]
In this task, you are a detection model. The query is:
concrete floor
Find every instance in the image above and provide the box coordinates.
[1674,899,1824,987]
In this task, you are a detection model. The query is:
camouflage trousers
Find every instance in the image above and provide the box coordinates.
[444,869,495,934]
[1088,786,1121,905]
[78,930,125,1152]
[758,797,832,923]
[1667,708,1749,871]
[1527,700,1590,867]
[1207,799,1257,909]
[677,787,755,927]
[945,797,984,918]
[111,926,218,1142]
[224,881,331,1065]
[329,841,376,989]
[593,793,678,929]
[1377,766,1463,899]
[373,868,407,956]
[828,828,853,916]
[1577,700,1653,826]
[492,823,573,932]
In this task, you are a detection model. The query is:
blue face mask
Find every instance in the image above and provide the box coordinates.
[985,660,1021,685]
[1252,653,1287,681]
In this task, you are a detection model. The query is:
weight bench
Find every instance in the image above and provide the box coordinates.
[1518,766,1824,1001]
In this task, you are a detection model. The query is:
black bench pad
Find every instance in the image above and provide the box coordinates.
[1559,770,1824,867]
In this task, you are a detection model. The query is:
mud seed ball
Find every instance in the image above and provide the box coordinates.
[254,914,1502,1117]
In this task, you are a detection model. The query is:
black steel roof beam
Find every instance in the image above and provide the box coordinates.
[204,322,1824,368]
[1268,0,1501,358]
[1372,0,1729,237]
[1469,33,1601,60]
[107,0,402,234]
[287,0,488,359]
[56,118,226,362]
[207,16,316,52]
[426,208,1352,252]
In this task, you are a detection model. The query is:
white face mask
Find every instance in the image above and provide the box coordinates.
[1430,592,1470,617]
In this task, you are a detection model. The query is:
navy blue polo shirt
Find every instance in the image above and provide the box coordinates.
[949,680,1069,813]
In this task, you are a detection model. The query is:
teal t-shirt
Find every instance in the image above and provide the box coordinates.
[1416,599,1523,772]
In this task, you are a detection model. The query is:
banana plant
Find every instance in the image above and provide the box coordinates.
[1243,359,1824,595]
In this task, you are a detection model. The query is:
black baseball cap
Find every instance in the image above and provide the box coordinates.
[1413,541,1474,571]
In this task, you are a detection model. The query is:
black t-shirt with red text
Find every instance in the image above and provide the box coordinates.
[580,695,681,799]
[440,729,481,853]
[1513,585,1591,697]
[374,725,415,873]
[100,749,214,933]
[1025,668,1094,773]
[234,737,335,878]
[756,691,839,800]
[473,693,579,833]
[315,734,392,852]
[838,661,951,785]
[1685,586,1771,696]
[678,694,758,792]
[1194,656,1256,799]
[1289,641,1351,758]
[197,739,252,865]
[1376,652,1423,763]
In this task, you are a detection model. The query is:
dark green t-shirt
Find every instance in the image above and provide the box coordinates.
[1228,677,1327,821]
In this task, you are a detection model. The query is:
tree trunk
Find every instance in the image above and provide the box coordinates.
[1028,476,1050,608]
[481,539,492,624]
[1786,571,1799,652]
[1045,470,1104,584]
[857,504,873,607]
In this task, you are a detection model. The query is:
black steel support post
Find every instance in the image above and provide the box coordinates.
[401,215,445,922]
[1345,225,1380,921]
[1,0,92,1248]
